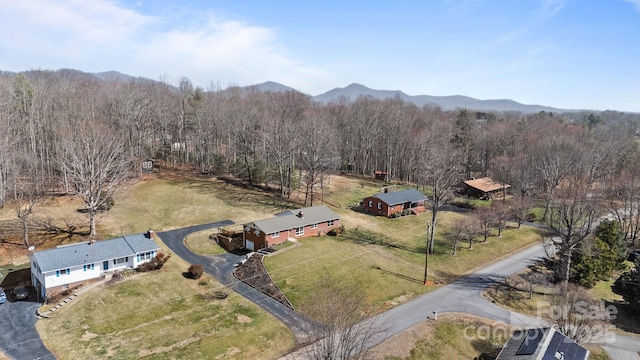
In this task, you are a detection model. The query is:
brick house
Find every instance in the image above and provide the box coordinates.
[362,189,428,217]
[242,205,341,251]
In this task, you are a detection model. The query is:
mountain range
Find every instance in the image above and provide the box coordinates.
[249,81,568,114]
[1,69,574,113]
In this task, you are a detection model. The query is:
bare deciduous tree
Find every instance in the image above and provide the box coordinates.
[57,119,132,238]
[298,277,386,360]
[547,283,612,343]
[546,186,602,285]
[12,161,46,247]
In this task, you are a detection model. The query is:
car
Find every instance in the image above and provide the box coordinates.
[12,286,28,301]
[0,288,6,304]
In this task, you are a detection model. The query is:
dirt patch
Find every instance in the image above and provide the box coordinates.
[237,314,252,324]
[81,331,98,342]
[233,254,293,309]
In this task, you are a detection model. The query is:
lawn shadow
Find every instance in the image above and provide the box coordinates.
[1,268,31,288]
[373,266,423,284]
[339,229,424,254]
[470,339,502,360]
[608,300,640,334]
[183,176,301,214]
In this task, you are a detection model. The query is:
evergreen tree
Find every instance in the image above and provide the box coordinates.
[613,259,640,314]
[571,220,624,288]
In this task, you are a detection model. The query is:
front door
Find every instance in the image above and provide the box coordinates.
[103,261,109,271]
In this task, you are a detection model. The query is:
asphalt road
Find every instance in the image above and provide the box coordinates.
[157,221,315,341]
[0,293,54,360]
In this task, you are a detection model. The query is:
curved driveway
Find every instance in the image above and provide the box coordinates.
[158,221,314,341]
[0,296,54,360]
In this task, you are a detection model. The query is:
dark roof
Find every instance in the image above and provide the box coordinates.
[31,233,160,273]
[464,177,510,193]
[369,189,427,206]
[245,205,340,235]
[496,328,589,360]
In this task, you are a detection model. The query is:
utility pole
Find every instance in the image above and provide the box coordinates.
[423,222,430,285]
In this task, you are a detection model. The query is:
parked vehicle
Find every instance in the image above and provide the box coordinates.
[0,288,6,304]
[12,286,28,301]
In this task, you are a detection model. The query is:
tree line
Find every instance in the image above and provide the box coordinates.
[2,70,640,251]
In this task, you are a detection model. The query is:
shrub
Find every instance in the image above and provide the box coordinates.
[136,252,171,272]
[213,288,230,300]
[186,264,204,279]
[328,225,345,236]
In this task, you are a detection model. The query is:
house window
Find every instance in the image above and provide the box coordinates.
[138,252,153,261]
[328,220,334,227]
[272,231,280,238]
[83,264,87,272]
[312,223,318,229]
[296,227,304,236]
[368,200,373,207]
[113,257,128,265]
[56,268,70,276]
[377,203,382,210]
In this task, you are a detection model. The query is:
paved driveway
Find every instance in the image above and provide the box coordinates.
[158,221,314,341]
[0,291,54,360]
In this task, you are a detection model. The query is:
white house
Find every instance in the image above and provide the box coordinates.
[30,231,160,301]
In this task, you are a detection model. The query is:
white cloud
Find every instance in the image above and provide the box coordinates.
[622,0,640,12]
[540,0,565,17]
[0,0,329,91]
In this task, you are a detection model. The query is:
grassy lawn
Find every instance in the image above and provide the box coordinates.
[265,216,542,312]
[184,230,226,256]
[99,174,299,237]
[379,314,508,360]
[36,236,295,359]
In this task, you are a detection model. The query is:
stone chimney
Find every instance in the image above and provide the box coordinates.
[298,211,304,218]
[147,229,155,239]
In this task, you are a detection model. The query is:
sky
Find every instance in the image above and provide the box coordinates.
[1,0,639,112]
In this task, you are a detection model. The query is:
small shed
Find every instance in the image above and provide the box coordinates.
[462,177,510,199]
[374,170,389,181]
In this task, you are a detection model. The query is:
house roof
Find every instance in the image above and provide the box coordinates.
[245,205,340,235]
[496,328,589,360]
[463,177,510,193]
[369,189,428,206]
[31,233,160,273]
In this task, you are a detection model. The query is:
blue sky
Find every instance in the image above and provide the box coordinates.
[1,0,639,112]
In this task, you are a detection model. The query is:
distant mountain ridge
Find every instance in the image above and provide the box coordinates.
[251,81,568,113]
[0,69,574,113]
